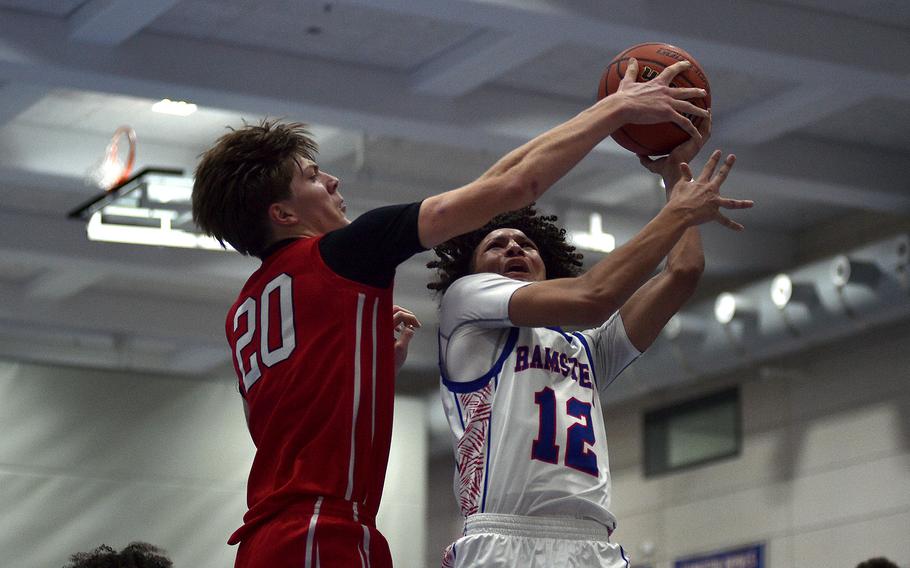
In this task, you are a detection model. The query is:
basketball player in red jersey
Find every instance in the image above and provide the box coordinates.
[191,58,708,568]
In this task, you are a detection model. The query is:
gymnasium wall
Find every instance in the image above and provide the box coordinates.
[0,362,426,568]
[605,318,910,568]
[4,317,908,568]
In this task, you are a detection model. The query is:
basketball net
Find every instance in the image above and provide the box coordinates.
[85,126,137,191]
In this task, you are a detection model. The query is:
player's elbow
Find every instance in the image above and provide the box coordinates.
[668,260,704,288]
[498,171,544,208]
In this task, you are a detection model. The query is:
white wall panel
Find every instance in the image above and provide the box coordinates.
[791,509,910,568]
[604,320,910,568]
[0,361,430,568]
[790,454,910,529]
[378,396,428,568]
[661,483,789,556]
[610,466,664,516]
[795,401,905,471]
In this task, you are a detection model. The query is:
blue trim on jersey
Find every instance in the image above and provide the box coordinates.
[572,331,599,390]
[620,545,630,567]
[441,327,519,393]
[546,325,573,342]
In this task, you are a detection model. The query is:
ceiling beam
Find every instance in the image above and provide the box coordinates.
[0,280,225,345]
[0,209,255,299]
[26,268,107,301]
[0,9,905,212]
[734,171,910,213]
[350,0,910,82]
[0,81,50,127]
[0,319,225,375]
[714,84,872,145]
[573,173,663,207]
[410,29,560,97]
[68,0,182,46]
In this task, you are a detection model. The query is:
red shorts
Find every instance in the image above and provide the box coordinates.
[233,497,392,568]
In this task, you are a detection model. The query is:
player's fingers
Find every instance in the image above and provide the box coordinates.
[620,58,639,87]
[658,59,692,82]
[717,197,754,209]
[697,150,722,182]
[670,99,710,119]
[392,307,421,328]
[698,112,712,139]
[669,113,701,144]
[715,213,745,232]
[394,329,415,365]
[711,154,736,186]
[678,162,694,182]
[394,314,421,331]
[396,325,416,346]
[672,87,708,100]
[392,304,414,314]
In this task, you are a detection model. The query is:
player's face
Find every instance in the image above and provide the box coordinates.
[472,228,546,282]
[284,157,349,234]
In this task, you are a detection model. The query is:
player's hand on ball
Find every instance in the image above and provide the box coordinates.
[613,58,708,143]
[393,305,421,374]
[668,150,753,231]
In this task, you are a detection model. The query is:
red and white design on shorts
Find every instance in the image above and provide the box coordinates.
[441,542,456,568]
[454,382,494,517]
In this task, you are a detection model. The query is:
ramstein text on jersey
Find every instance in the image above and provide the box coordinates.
[513,344,593,389]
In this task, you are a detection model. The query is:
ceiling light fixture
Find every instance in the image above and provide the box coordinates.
[570,212,615,253]
[86,212,227,251]
[831,255,881,288]
[714,292,756,325]
[151,98,197,116]
[770,272,819,310]
[770,273,793,309]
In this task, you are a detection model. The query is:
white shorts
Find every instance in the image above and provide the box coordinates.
[442,513,630,568]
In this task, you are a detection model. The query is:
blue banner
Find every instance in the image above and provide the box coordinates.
[675,543,764,568]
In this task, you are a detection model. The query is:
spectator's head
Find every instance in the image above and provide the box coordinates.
[63,542,172,568]
[856,558,899,568]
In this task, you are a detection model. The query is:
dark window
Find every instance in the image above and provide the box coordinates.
[644,387,741,477]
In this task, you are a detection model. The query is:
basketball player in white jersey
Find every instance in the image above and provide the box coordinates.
[429,119,752,567]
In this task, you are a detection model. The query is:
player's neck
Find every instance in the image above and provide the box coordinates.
[271,225,322,242]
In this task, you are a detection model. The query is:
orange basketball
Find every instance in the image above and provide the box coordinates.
[597,42,711,156]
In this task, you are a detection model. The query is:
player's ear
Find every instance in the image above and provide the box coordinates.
[268,201,298,227]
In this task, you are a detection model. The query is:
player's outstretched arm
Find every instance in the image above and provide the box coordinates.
[618,118,712,351]
[509,150,752,329]
[417,59,708,249]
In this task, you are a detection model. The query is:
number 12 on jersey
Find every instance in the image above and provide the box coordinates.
[531,387,598,476]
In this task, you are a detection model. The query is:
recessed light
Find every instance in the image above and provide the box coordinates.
[151,98,197,116]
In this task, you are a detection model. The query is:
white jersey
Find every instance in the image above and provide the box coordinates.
[438,273,640,531]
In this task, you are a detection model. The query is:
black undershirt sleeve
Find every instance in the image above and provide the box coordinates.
[318,201,426,288]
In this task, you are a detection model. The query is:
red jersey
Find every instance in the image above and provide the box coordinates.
[225,204,423,549]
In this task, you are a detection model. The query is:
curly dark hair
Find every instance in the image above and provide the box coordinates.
[192,119,318,257]
[427,205,583,295]
[63,542,172,568]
